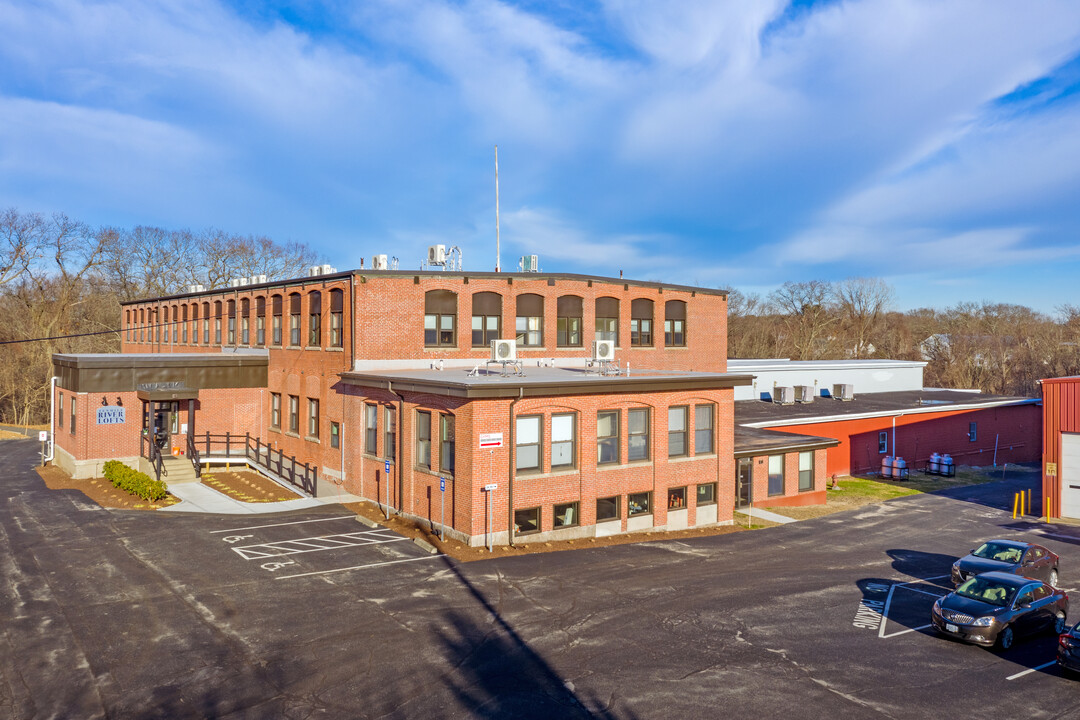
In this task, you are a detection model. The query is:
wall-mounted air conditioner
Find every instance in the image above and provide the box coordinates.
[774,386,795,405]
[491,339,517,362]
[428,245,446,265]
[593,340,615,362]
[372,254,388,270]
[794,385,815,403]
[833,383,855,401]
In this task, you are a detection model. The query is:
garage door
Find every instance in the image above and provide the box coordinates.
[1061,433,1080,519]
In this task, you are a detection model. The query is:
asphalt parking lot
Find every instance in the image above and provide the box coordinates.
[4,437,1080,719]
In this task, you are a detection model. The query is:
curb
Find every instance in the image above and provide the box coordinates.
[355,515,380,528]
[412,537,439,555]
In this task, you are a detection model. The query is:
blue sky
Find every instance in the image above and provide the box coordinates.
[2,1,1080,312]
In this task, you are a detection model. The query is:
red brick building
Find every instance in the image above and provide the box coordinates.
[52,269,836,545]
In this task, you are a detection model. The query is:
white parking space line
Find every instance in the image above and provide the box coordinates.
[881,624,933,639]
[232,530,403,560]
[1007,661,1057,681]
[274,554,442,580]
[877,575,949,640]
[210,516,357,534]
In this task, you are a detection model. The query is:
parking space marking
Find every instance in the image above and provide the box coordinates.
[1007,661,1057,681]
[877,575,949,639]
[274,554,442,580]
[210,516,356,534]
[231,529,403,560]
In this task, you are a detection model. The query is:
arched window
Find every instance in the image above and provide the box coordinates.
[202,302,211,344]
[308,291,322,346]
[181,305,189,344]
[424,290,457,347]
[190,303,199,345]
[241,298,250,345]
[214,301,223,345]
[631,299,653,347]
[163,306,170,344]
[289,293,301,346]
[595,297,619,345]
[557,295,583,347]
[515,294,543,347]
[171,305,179,343]
[471,292,501,348]
[255,297,266,346]
[664,300,686,347]
[271,294,283,345]
[139,308,145,342]
[125,309,131,341]
[330,289,344,348]
[227,299,236,345]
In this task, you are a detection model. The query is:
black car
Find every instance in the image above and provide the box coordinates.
[951,539,1059,587]
[931,571,1068,650]
[1058,621,1080,673]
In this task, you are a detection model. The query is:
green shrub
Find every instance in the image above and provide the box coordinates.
[103,460,170,502]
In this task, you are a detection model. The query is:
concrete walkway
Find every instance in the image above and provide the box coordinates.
[161,482,362,514]
[735,507,796,524]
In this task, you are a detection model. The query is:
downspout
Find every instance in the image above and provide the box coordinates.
[508,387,524,547]
[389,381,405,516]
[45,376,57,461]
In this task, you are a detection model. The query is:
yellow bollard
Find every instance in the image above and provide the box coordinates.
[1046,496,1052,522]
[1026,489,1031,516]
[1012,493,1019,519]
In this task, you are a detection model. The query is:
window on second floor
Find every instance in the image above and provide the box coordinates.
[256,297,266,346]
[516,294,543,347]
[308,291,322,346]
[664,300,686,347]
[424,289,457,347]
[289,293,301,346]
[330,289,344,348]
[271,295,282,345]
[595,297,619,345]
[471,291,502,348]
[557,295,583,347]
[631,298,653,346]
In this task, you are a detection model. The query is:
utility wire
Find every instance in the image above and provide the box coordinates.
[0,319,186,345]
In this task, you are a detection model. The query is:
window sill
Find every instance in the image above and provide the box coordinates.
[416,467,454,479]
[696,501,718,507]
[598,460,653,471]
[305,346,323,351]
[326,346,344,352]
[305,435,320,443]
[283,431,300,439]
[629,345,656,350]
[553,523,580,530]
[268,427,281,434]
[664,346,688,350]
[596,517,621,524]
[518,468,578,479]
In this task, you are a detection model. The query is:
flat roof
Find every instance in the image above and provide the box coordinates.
[340,365,753,399]
[736,389,1038,428]
[733,425,840,457]
[728,358,927,371]
[121,270,728,306]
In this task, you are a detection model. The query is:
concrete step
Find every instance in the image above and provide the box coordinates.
[162,458,199,484]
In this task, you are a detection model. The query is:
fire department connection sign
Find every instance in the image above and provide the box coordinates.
[96,407,126,425]
[479,433,503,449]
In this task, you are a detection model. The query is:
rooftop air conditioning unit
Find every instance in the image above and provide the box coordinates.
[491,338,517,362]
[794,385,815,403]
[428,245,446,265]
[251,274,268,284]
[519,254,539,272]
[308,265,323,277]
[593,340,615,362]
[230,278,242,287]
[833,383,855,401]
[372,254,388,270]
[239,277,250,286]
[774,386,795,405]
[188,284,205,293]
[321,264,334,274]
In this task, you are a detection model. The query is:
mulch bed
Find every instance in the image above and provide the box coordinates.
[35,464,180,510]
[199,469,303,503]
[346,500,752,563]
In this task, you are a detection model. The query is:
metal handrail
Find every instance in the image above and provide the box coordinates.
[195,431,317,496]
[141,434,167,482]
[186,434,202,479]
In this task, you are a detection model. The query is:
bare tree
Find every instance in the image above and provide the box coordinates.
[833,277,893,358]
[769,280,839,359]
[0,208,44,288]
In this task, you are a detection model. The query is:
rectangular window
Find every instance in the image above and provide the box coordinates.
[557,317,582,347]
[424,313,456,347]
[214,317,222,345]
[968,422,977,442]
[228,315,236,345]
[628,491,651,516]
[365,403,378,454]
[70,396,76,434]
[696,483,717,506]
[241,315,249,345]
[272,296,282,345]
[384,406,396,461]
[182,314,188,343]
[878,431,888,454]
[551,413,576,468]
[309,293,322,346]
[596,317,617,344]
[694,404,714,454]
[553,501,579,528]
[472,315,499,347]
[416,410,432,469]
[256,315,265,346]
[290,315,301,346]
[628,408,649,461]
[330,421,340,449]
[596,496,621,522]
[668,486,687,510]
[307,398,319,438]
[768,455,785,496]
[630,318,652,346]
[440,414,455,474]
[799,451,814,492]
[597,410,620,465]
[515,315,542,346]
[664,319,685,346]
[514,507,540,534]
[58,393,63,429]
[203,305,210,344]
[330,290,344,348]
[668,406,688,457]
[288,395,299,434]
[270,393,281,429]
[516,415,541,472]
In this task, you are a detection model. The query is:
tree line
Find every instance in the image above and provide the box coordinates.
[725,278,1080,397]
[0,208,319,425]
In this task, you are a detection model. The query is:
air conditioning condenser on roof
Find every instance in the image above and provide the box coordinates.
[491,339,517,362]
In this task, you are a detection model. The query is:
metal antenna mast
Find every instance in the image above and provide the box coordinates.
[494,145,501,273]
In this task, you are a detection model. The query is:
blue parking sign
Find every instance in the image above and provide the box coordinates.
[385,460,391,473]
[440,477,446,492]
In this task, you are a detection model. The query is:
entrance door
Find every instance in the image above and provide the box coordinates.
[1061,433,1080,519]
[152,406,171,450]
[736,458,752,508]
